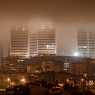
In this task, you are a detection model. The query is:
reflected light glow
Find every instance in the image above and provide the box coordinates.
[73,52,79,56]
[7,78,11,82]
[20,78,26,84]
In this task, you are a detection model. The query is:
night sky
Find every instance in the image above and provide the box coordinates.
[0,0,95,56]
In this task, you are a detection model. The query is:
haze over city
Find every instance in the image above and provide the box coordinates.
[0,0,95,56]
[1,1,95,94]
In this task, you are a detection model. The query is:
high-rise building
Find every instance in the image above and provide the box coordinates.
[30,29,56,56]
[78,31,95,58]
[10,27,29,57]
[10,26,56,57]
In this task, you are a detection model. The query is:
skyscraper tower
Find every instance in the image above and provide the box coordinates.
[78,31,95,58]
[10,26,56,57]
[10,26,29,57]
[30,29,56,56]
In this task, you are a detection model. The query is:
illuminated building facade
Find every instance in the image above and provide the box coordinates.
[78,31,95,58]
[10,26,56,57]
[10,27,29,57]
[30,29,56,56]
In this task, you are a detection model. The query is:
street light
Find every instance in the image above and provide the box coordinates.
[10,81,16,86]
[20,78,26,84]
[7,77,11,87]
[66,78,70,83]
[7,77,11,82]
[81,78,84,82]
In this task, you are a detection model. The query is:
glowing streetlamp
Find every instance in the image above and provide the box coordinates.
[20,78,26,84]
[10,82,16,86]
[66,78,70,83]
[7,78,11,82]
[7,77,11,87]
[81,78,84,82]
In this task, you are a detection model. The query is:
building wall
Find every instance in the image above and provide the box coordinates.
[30,29,56,56]
[10,27,28,57]
[1,56,95,78]
[78,31,95,58]
[10,26,56,57]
